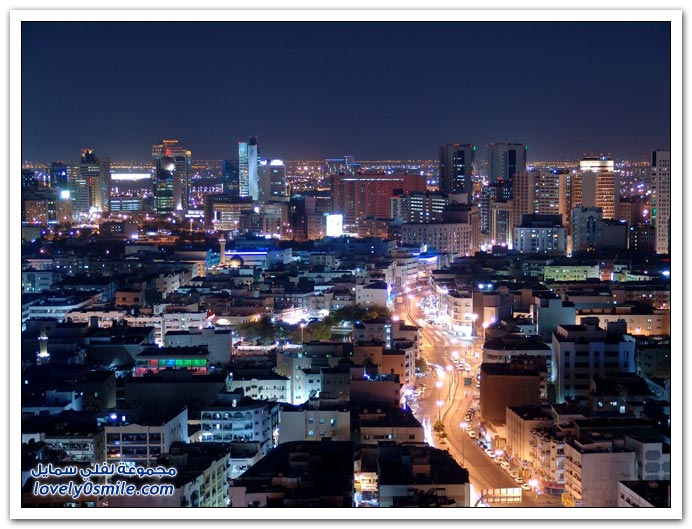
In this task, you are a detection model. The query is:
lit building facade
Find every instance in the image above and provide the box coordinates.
[651,150,671,254]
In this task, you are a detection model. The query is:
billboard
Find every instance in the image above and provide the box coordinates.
[326,214,343,237]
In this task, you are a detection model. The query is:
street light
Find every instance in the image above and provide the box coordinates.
[300,322,306,344]
[529,479,539,499]
[436,400,444,422]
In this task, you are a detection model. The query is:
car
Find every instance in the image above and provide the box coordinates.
[521,483,531,492]
[468,431,477,439]
[509,471,519,479]
[494,457,503,465]
[500,462,510,471]
[514,477,524,484]
[484,448,494,457]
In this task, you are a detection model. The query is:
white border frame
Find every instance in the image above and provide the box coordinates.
[8,8,683,521]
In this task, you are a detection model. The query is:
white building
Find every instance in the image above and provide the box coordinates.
[200,397,280,456]
[530,427,569,497]
[505,406,554,471]
[355,281,389,308]
[275,351,313,405]
[27,293,101,321]
[552,321,636,403]
[562,436,636,507]
[278,403,351,443]
[400,222,474,257]
[225,372,290,402]
[624,434,671,480]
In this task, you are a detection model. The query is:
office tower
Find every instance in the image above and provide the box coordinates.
[480,181,512,234]
[222,159,240,196]
[489,199,514,247]
[238,137,260,200]
[513,169,569,230]
[152,139,191,212]
[390,191,448,223]
[487,143,527,184]
[571,207,603,253]
[439,144,475,199]
[331,172,427,227]
[258,159,288,202]
[79,148,111,213]
[651,150,671,254]
[573,156,617,219]
[154,157,176,216]
[49,162,69,189]
[288,195,308,241]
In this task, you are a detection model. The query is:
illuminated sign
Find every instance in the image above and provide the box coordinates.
[325,214,343,237]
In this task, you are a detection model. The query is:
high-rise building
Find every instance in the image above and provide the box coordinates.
[154,157,176,216]
[79,148,111,213]
[238,137,259,200]
[513,169,570,231]
[258,159,288,202]
[152,140,191,212]
[487,143,527,184]
[489,199,514,248]
[49,162,69,190]
[439,144,475,198]
[390,191,448,223]
[480,182,512,234]
[331,172,427,227]
[571,207,603,253]
[651,150,671,255]
[573,156,617,219]
[222,159,239,196]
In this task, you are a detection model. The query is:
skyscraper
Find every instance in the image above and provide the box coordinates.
[574,156,617,220]
[222,159,240,196]
[571,207,603,253]
[79,148,110,213]
[651,150,671,255]
[152,140,191,212]
[49,162,69,190]
[238,137,259,200]
[154,157,176,216]
[487,143,527,184]
[332,172,427,227]
[258,159,288,202]
[439,144,475,199]
[512,169,569,229]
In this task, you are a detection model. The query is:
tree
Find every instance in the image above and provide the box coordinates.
[238,315,277,345]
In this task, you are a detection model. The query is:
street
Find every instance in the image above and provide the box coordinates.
[394,287,562,508]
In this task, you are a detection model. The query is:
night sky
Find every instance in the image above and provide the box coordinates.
[21,21,671,162]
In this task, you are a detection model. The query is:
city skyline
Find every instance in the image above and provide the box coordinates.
[22,21,671,162]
